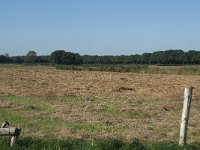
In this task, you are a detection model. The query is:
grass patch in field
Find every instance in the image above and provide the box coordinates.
[91,107,148,119]
[64,121,112,133]
[55,64,150,74]
[176,66,200,75]
[0,96,50,111]
[55,64,200,75]
[45,96,86,104]
[0,96,113,137]
[0,137,200,150]
[0,96,200,143]
[0,64,23,68]
[3,64,200,76]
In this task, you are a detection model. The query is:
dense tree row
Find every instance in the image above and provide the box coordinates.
[0,50,82,65]
[0,55,13,63]
[1,49,200,65]
[82,50,200,65]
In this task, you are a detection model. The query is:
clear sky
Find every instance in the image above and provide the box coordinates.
[0,0,200,56]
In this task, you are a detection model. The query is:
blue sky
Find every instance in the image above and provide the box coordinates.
[0,0,200,56]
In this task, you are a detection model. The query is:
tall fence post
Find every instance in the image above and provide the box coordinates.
[179,87,193,146]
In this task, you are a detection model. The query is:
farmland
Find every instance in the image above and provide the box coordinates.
[2,65,200,99]
[0,65,200,149]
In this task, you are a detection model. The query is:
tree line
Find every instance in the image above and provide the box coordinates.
[1,49,200,65]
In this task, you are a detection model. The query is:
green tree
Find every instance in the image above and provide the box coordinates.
[50,50,82,65]
[24,51,37,64]
[0,55,6,63]
[50,50,67,64]
[0,54,13,63]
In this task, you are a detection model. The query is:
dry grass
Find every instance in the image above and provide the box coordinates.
[0,66,200,142]
[1,66,200,99]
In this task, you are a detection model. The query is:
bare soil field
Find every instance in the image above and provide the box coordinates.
[0,66,200,142]
[1,66,200,100]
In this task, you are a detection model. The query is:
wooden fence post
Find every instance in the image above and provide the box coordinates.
[10,136,17,147]
[0,121,21,147]
[179,87,193,146]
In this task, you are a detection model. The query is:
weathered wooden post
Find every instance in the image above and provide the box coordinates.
[179,87,193,146]
[0,121,21,147]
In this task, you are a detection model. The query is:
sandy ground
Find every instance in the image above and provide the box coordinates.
[0,66,200,100]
